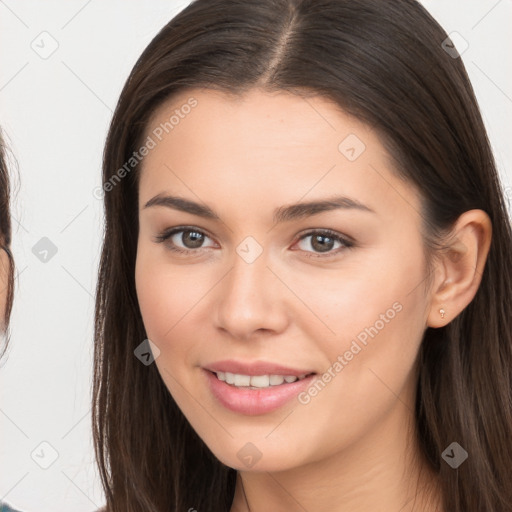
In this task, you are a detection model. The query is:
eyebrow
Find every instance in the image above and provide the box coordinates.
[143,194,375,223]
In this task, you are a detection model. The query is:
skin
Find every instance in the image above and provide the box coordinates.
[0,245,9,332]
[135,88,491,512]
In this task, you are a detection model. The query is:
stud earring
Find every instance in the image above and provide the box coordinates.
[439,308,446,319]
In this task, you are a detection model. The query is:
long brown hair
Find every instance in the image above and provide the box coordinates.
[93,1,512,510]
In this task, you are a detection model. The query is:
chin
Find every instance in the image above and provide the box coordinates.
[198,433,310,473]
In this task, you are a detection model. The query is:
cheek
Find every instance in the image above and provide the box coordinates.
[282,239,427,352]
[135,257,173,341]
[290,243,428,445]
[135,246,207,342]
[134,245,223,401]
[135,251,197,397]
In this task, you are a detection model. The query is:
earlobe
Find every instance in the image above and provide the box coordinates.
[427,209,492,328]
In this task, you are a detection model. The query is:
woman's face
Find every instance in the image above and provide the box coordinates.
[135,88,432,472]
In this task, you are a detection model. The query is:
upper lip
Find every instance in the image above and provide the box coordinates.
[204,360,315,377]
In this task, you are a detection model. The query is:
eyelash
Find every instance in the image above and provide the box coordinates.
[154,226,354,259]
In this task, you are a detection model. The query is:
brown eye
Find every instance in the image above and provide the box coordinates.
[295,229,353,258]
[307,233,336,252]
[176,230,205,249]
[155,227,217,254]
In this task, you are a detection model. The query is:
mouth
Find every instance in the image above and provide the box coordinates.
[202,361,317,415]
[210,370,313,389]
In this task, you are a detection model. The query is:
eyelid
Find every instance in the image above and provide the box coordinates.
[154,225,217,248]
[295,228,354,245]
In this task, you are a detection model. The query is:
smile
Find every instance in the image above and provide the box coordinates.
[214,371,309,388]
[203,362,317,415]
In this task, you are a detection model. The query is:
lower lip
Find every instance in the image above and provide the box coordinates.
[204,369,316,415]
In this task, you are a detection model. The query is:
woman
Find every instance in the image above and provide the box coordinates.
[0,132,19,512]
[93,1,512,511]
[0,130,14,342]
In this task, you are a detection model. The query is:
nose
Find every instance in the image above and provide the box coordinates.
[213,248,290,341]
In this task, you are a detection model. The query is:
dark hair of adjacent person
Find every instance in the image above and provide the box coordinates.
[0,130,19,512]
[0,129,14,341]
[93,0,512,510]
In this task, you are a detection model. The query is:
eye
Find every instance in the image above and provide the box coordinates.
[293,229,354,258]
[154,226,354,259]
[154,226,217,254]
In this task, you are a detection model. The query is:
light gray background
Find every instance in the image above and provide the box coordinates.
[0,1,511,511]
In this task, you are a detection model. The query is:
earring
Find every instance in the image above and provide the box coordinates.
[439,308,446,319]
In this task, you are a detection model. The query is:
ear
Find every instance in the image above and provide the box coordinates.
[427,209,492,328]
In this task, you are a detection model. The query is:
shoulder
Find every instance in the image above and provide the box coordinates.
[0,502,22,512]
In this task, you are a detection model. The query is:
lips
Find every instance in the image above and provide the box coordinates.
[203,360,317,415]
[204,359,314,377]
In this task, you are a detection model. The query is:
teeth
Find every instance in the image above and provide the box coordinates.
[234,374,251,386]
[250,375,270,387]
[269,375,284,385]
[214,372,308,388]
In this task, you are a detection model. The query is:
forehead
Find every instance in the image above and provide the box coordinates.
[139,87,421,222]
[144,86,371,156]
